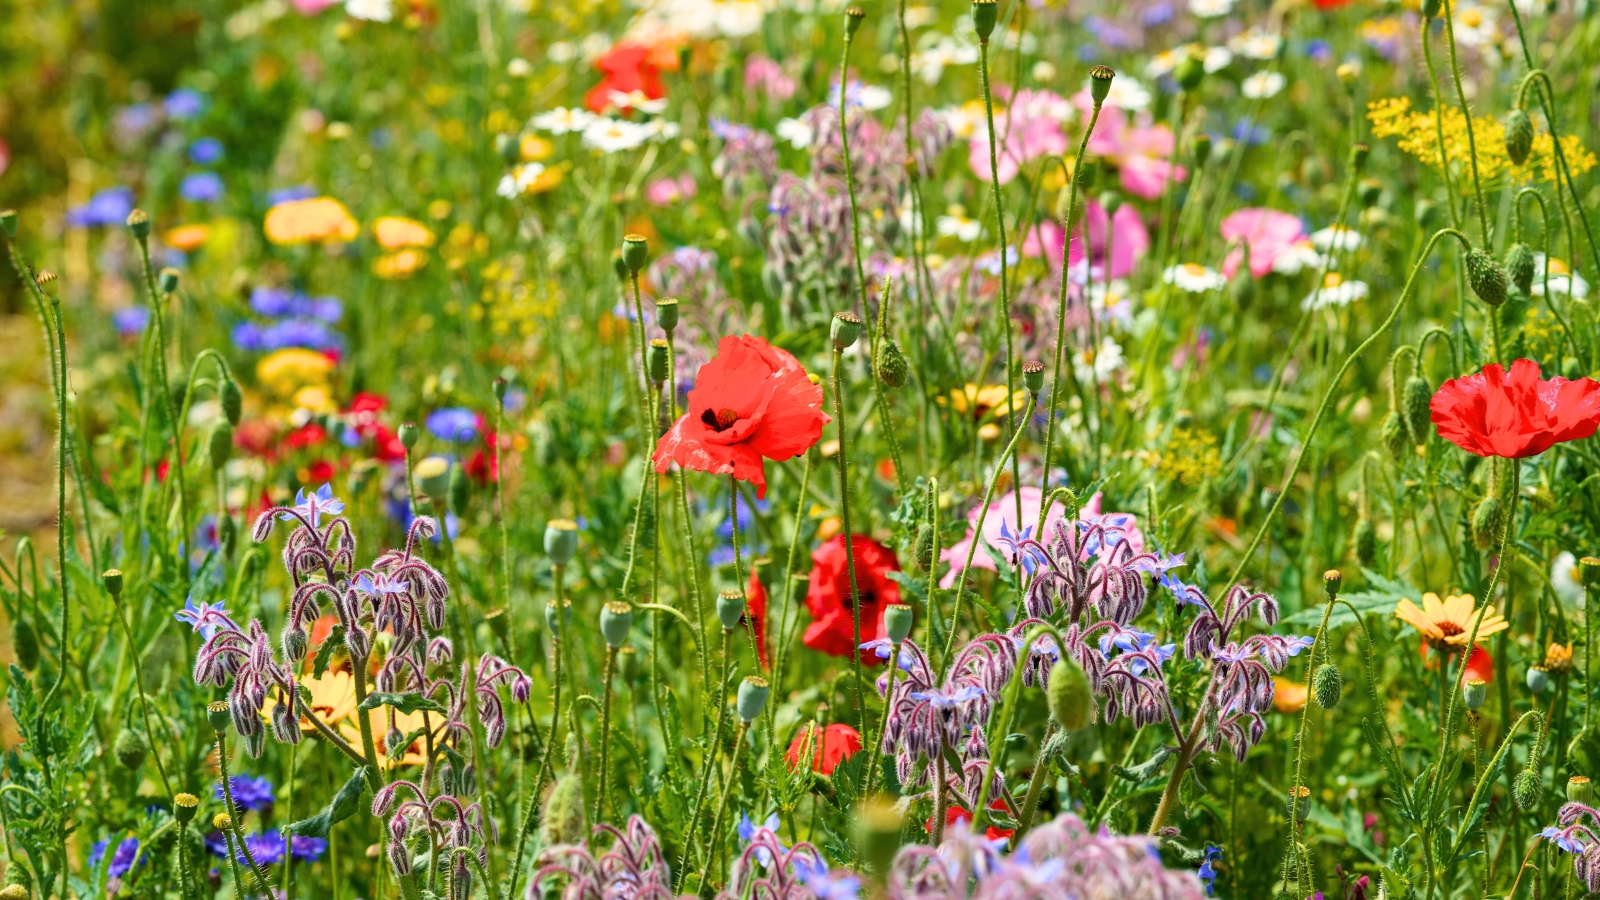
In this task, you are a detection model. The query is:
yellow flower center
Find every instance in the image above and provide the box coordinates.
[1324,272,1344,288]
[1182,263,1206,277]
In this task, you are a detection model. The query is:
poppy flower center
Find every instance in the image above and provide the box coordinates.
[701,407,742,432]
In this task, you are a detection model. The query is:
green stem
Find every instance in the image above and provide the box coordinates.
[976,32,1022,536]
[595,645,619,822]
[831,346,867,733]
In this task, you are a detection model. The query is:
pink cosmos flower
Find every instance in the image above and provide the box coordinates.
[969,88,1072,185]
[1075,91,1186,200]
[290,0,338,14]
[745,55,797,101]
[1220,208,1310,278]
[1022,200,1151,281]
[644,173,698,206]
[939,486,1146,588]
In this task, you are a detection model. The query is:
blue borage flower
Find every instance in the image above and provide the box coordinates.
[175,597,235,640]
[737,812,783,867]
[1198,844,1222,895]
[278,483,345,529]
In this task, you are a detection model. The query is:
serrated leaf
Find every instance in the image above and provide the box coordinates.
[287,767,371,839]
[312,625,346,679]
[1113,745,1173,782]
[386,726,428,761]
[359,691,448,715]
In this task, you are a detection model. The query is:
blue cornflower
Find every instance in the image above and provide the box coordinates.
[290,835,329,862]
[218,775,275,812]
[1197,844,1222,896]
[113,306,151,336]
[426,407,479,442]
[65,187,135,228]
[189,137,225,165]
[180,172,224,203]
[165,88,206,120]
[90,836,144,878]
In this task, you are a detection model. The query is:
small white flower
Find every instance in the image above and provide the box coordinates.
[1189,0,1234,17]
[1074,337,1125,385]
[1301,273,1369,310]
[775,117,814,149]
[1203,46,1233,73]
[713,0,764,37]
[1269,240,1326,276]
[1241,71,1286,99]
[1145,48,1183,79]
[506,58,533,78]
[346,0,391,21]
[581,117,652,153]
[547,41,576,62]
[937,213,982,242]
[1103,77,1153,111]
[531,107,597,134]
[1531,253,1590,298]
[1086,279,1134,327]
[1228,28,1282,60]
[607,90,669,114]
[1552,551,1585,609]
[496,163,547,198]
[1163,263,1226,293]
[1310,225,1364,252]
[913,37,980,84]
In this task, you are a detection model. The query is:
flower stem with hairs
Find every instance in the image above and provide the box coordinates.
[831,343,868,733]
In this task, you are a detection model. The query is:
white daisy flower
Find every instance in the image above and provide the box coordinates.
[1228,28,1282,60]
[346,0,392,21]
[1203,46,1233,73]
[1163,263,1227,293]
[607,90,669,114]
[1189,0,1234,17]
[496,163,546,198]
[1531,253,1590,298]
[581,117,652,153]
[1241,71,1286,99]
[1552,551,1586,608]
[1301,272,1369,310]
[775,117,814,148]
[1103,77,1153,111]
[937,213,982,242]
[1075,336,1126,385]
[1269,240,1327,276]
[531,107,598,134]
[1311,225,1364,252]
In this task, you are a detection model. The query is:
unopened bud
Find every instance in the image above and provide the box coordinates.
[1046,660,1091,730]
[1312,663,1343,709]
[208,421,234,468]
[1505,109,1534,166]
[1351,142,1371,172]
[496,133,522,166]
[736,675,770,721]
[1192,134,1212,167]
[1465,247,1509,307]
[854,797,904,879]
[1513,769,1542,810]
[220,379,243,426]
[1505,242,1535,297]
[35,271,59,299]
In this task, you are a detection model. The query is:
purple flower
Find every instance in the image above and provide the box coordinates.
[1198,844,1221,895]
[112,306,151,336]
[266,185,317,206]
[180,172,224,203]
[1545,826,1586,854]
[909,684,985,708]
[793,856,860,900]
[90,836,143,878]
[176,597,235,639]
[426,407,479,442]
[189,138,225,165]
[290,835,329,862]
[217,775,275,812]
[165,88,206,120]
[995,519,1047,575]
[65,187,135,228]
[278,483,345,528]
[738,812,783,866]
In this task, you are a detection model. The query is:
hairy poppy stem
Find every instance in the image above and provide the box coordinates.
[831,346,868,733]
[595,645,619,822]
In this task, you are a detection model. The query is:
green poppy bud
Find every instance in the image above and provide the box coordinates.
[1471,494,1503,551]
[1381,410,1409,461]
[1088,65,1116,106]
[208,421,234,469]
[1351,142,1371,172]
[1568,775,1593,805]
[1402,376,1433,446]
[1465,247,1509,307]
[0,209,17,238]
[448,461,469,514]
[717,590,745,631]
[844,5,866,38]
[831,311,863,350]
[1414,199,1438,229]
[1022,360,1045,395]
[736,675,770,722]
[622,234,649,274]
[1526,665,1551,694]
[1192,134,1213,167]
[1287,785,1312,821]
[1312,663,1344,709]
[612,251,629,283]
[1462,678,1488,710]
[174,792,200,824]
[158,267,180,295]
[1513,769,1542,810]
[655,298,680,332]
[1046,659,1092,730]
[1505,242,1535,297]
[545,599,571,639]
[876,339,909,388]
[883,604,914,644]
[219,379,243,426]
[540,774,587,846]
[1421,0,1442,16]
[416,455,451,499]
[1504,109,1534,166]
[11,617,38,671]
[127,209,151,240]
[971,0,997,41]
[914,523,935,571]
[1353,518,1376,567]
[102,568,125,599]
[545,519,579,565]
[398,421,420,450]
[600,601,634,648]
[207,700,233,733]
[114,727,147,770]
[1098,191,1122,215]
[649,339,670,385]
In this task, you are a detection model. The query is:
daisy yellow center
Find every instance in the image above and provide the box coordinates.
[1551,257,1571,275]
[1324,273,1344,288]
[1461,8,1482,27]
[1182,263,1206,277]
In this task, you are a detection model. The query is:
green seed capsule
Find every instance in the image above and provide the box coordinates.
[831,311,863,350]
[126,209,151,240]
[0,209,17,238]
[398,421,419,450]
[1462,678,1488,710]
[621,234,649,273]
[1022,360,1045,395]
[736,675,770,722]
[971,0,997,41]
[545,519,579,565]
[1568,775,1593,805]
[448,461,470,514]
[883,604,914,644]
[655,298,680,332]
[1526,665,1551,694]
[207,700,233,733]
[600,601,634,648]
[717,590,745,631]
[1088,65,1115,105]
[844,5,865,38]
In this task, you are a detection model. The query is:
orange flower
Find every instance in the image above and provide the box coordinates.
[164,223,210,252]
[341,707,430,769]
[1273,677,1307,713]
[372,216,436,250]
[264,197,359,246]
[1393,592,1509,651]
[372,248,429,280]
[1544,642,1574,674]
[263,670,358,732]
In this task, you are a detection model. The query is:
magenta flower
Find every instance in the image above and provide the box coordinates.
[940,488,1145,589]
[1021,200,1150,281]
[1076,91,1186,200]
[744,54,797,101]
[644,173,697,206]
[1219,208,1324,278]
[968,88,1072,185]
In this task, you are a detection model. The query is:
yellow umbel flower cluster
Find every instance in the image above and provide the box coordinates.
[1367,96,1596,191]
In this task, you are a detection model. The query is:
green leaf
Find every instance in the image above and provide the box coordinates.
[287,766,370,839]
[1113,745,1173,782]
[358,691,447,715]
[385,726,428,761]
[312,625,346,679]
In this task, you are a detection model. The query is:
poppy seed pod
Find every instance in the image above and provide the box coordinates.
[844,6,865,38]
[1322,569,1342,598]
[883,603,914,644]
[1504,109,1534,166]
[655,297,680,332]
[174,792,200,824]
[717,590,745,631]
[219,379,243,426]
[1173,51,1205,91]
[737,675,770,722]
[971,0,997,41]
[1569,775,1594,805]
[1192,134,1213,167]
[831,311,863,350]
[416,456,451,499]
[648,339,670,384]
[622,234,649,273]
[612,251,629,283]
[493,376,509,403]
[207,700,232,733]
[102,568,124,599]
[876,339,909,388]
[158,267,181,294]
[545,519,579,565]
[398,421,420,450]
[1312,663,1344,709]
[208,421,234,469]
[1287,785,1312,821]
[35,270,59,299]
[545,598,571,639]
[1526,665,1551,694]
[1088,65,1115,105]
[1351,142,1371,172]
[1022,360,1045,395]
[1465,248,1509,307]
[1421,0,1442,15]
[1353,518,1376,567]
[1580,556,1600,587]
[1462,677,1488,710]
[1505,242,1535,297]
[600,601,634,648]
[114,727,146,770]
[1046,659,1092,730]
[0,209,17,238]
[126,209,151,240]
[1358,178,1383,208]
[1401,375,1433,446]
[1513,769,1542,810]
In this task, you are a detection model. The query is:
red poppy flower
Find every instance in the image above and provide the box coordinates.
[1417,642,1493,684]
[464,429,500,485]
[784,723,862,775]
[583,43,665,113]
[803,534,903,661]
[1311,0,1354,9]
[747,566,771,670]
[286,422,327,449]
[652,335,828,499]
[1431,358,1600,458]
[925,800,1013,842]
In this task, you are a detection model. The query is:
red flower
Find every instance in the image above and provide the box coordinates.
[747,566,771,670]
[652,335,828,499]
[1311,0,1354,8]
[1417,642,1493,684]
[803,534,903,661]
[286,423,328,449]
[924,800,1013,842]
[784,723,862,775]
[584,43,665,113]
[1431,358,1600,458]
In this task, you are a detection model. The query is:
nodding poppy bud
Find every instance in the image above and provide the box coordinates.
[1312,663,1344,709]
[831,311,863,350]
[1402,376,1433,446]
[11,618,37,671]
[600,601,634,648]
[35,270,59,300]
[649,339,670,385]
[0,887,26,900]
[1192,134,1212,167]
[1526,665,1551,694]
[1322,569,1342,599]
[621,234,649,274]
[1569,775,1594,805]
[1353,517,1376,567]
[398,421,420,450]
[1462,678,1488,710]
[1022,360,1045,395]
[219,379,243,426]
[1351,142,1371,172]
[545,599,571,639]
[1358,178,1383,208]
[1287,785,1312,822]
[1580,556,1600,587]
[174,792,200,824]
[1465,247,1509,307]
[1471,494,1504,551]
[127,209,151,240]
[1504,109,1534,166]
[1088,65,1115,105]
[655,297,680,331]
[844,5,865,38]
[448,462,469,514]
[0,209,17,238]
[854,796,903,878]
[213,813,233,832]
[1173,51,1205,91]
[736,675,770,722]
[207,701,232,733]
[114,727,147,770]
[1513,769,1542,810]
[541,775,586,846]
[545,519,579,565]
[158,267,181,295]
[1046,660,1092,730]
[496,133,522,165]
[102,568,125,599]
[914,523,935,571]
[717,590,745,631]
[1381,410,1409,461]
[612,251,629,283]
[1421,0,1442,16]
[876,339,909,388]
[883,604,914,644]
[1505,242,1535,297]
[1099,191,1122,215]
[971,0,997,41]
[208,421,234,469]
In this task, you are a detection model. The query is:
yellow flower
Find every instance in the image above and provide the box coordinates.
[1272,677,1308,714]
[372,217,436,251]
[257,348,334,399]
[941,383,1026,419]
[264,197,360,246]
[340,707,431,769]
[1544,641,1574,674]
[373,248,430,280]
[519,134,555,162]
[1393,592,1510,650]
[1368,96,1597,193]
[164,223,211,252]
[264,670,358,732]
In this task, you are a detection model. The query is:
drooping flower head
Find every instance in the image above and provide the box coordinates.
[1431,358,1600,458]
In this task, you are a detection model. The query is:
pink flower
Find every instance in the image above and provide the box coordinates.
[290,0,338,14]
[1022,200,1150,281]
[644,173,698,207]
[744,55,796,101]
[1076,91,1186,200]
[939,487,1145,588]
[969,88,1072,185]
[1220,208,1308,278]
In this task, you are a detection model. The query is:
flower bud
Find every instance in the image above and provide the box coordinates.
[1505,242,1535,297]
[1088,65,1116,105]
[844,5,865,38]
[831,311,863,350]
[1192,134,1212,167]
[0,886,26,900]
[545,519,579,565]
[1471,494,1503,551]
[736,675,770,722]
[1402,376,1433,446]
[496,133,522,166]
[883,604,913,644]
[398,421,420,450]
[545,598,571,639]
[1022,360,1045,395]
[114,727,147,770]
[1581,556,1600,587]
[213,812,233,831]
[1312,663,1343,710]
[914,523,935,571]
[600,601,634,648]
[621,234,649,274]
[207,700,233,733]
[208,421,234,469]
[541,774,586,846]
[127,209,151,240]
[1526,665,1551,694]
[1351,142,1371,172]
[10,618,38,671]
[35,271,59,300]
[1414,199,1438,229]
[612,251,629,283]
[1099,191,1122,215]
[1504,109,1534,166]
[1465,247,1509,307]
[1046,659,1092,730]
[1358,178,1383,208]
[717,590,745,631]
[102,568,125,599]
[1353,518,1376,567]
[0,209,17,238]
[219,379,243,426]
[1568,775,1593,805]
[493,377,509,403]
[158,267,180,295]
[1462,678,1488,710]
[655,298,680,332]
[1421,0,1441,17]
[1380,410,1409,461]
[174,792,200,823]
[854,796,904,878]
[1513,769,1542,810]
[876,339,909,388]
[1322,569,1342,599]
[649,339,670,385]
[1286,785,1312,822]
[971,0,998,41]
[448,462,470,514]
